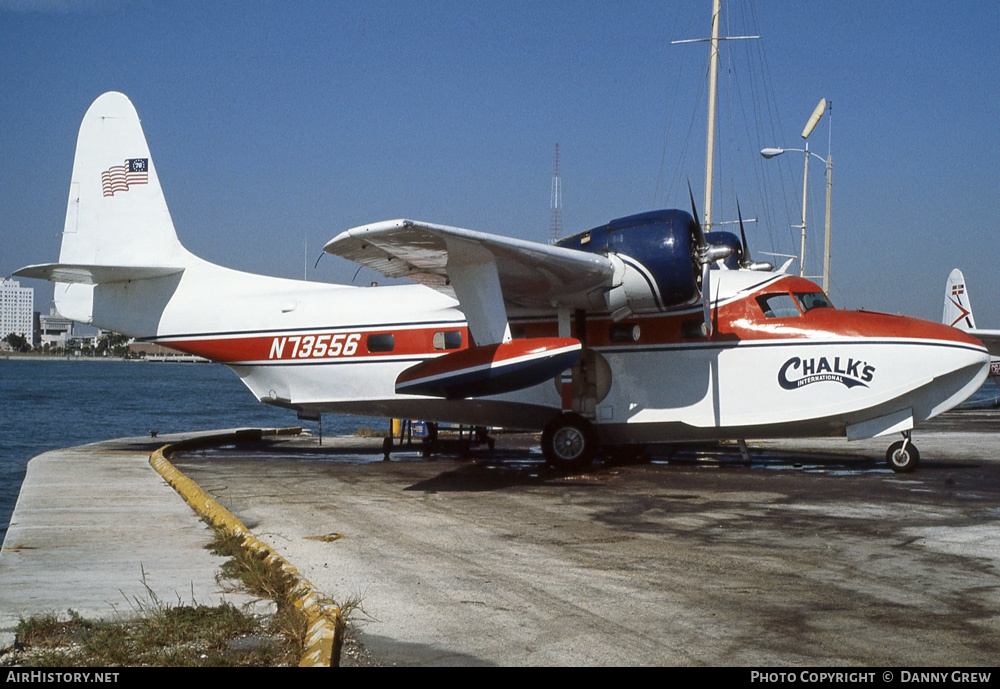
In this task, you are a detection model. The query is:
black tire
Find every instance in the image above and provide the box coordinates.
[541,413,597,469]
[886,440,919,473]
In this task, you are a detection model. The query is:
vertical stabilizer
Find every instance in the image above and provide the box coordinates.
[59,92,191,268]
[943,268,977,331]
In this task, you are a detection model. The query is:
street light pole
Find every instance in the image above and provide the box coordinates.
[822,151,832,293]
[799,143,809,278]
[761,98,833,292]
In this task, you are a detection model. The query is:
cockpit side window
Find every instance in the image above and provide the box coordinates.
[757,293,801,318]
[795,292,834,312]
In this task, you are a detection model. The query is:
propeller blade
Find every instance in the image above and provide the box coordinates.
[737,200,750,268]
[734,200,774,272]
[687,179,706,248]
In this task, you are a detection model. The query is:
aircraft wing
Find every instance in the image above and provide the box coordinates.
[972,329,1000,357]
[325,219,613,308]
[324,219,616,345]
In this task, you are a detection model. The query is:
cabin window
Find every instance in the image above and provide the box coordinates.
[795,292,833,312]
[509,326,527,339]
[681,320,708,338]
[366,333,395,353]
[433,331,463,350]
[757,293,801,318]
[609,323,641,342]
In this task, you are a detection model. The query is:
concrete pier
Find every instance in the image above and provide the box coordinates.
[0,433,257,647]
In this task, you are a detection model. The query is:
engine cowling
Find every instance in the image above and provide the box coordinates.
[557,209,736,318]
[704,231,743,270]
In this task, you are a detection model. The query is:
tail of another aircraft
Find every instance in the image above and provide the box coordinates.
[943,268,977,331]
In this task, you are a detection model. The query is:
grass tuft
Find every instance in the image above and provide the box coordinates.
[206,525,309,658]
[4,602,290,667]
[2,530,310,667]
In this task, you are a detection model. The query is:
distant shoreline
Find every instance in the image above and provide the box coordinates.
[0,355,129,362]
[1,354,209,363]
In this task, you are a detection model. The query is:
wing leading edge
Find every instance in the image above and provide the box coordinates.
[324,219,616,345]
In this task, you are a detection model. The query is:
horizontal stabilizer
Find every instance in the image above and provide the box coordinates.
[14,263,184,285]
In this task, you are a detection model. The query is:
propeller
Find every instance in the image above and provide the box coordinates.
[737,201,749,267]
[687,181,732,337]
[736,200,774,272]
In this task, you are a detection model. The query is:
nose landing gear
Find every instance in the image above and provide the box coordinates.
[886,431,919,473]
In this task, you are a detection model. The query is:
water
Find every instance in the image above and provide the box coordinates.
[0,359,383,544]
[957,376,1000,409]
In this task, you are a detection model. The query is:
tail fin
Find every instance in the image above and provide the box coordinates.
[944,268,977,331]
[15,92,194,328]
[60,92,191,267]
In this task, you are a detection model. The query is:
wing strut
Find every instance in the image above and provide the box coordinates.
[447,251,511,346]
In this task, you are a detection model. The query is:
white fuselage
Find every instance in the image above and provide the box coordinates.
[125,265,989,443]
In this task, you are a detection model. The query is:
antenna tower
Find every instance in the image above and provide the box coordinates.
[550,143,562,242]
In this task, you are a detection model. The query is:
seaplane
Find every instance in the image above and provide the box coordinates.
[943,268,1000,380]
[14,93,991,473]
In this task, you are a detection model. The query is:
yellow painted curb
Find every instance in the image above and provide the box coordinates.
[148,430,344,667]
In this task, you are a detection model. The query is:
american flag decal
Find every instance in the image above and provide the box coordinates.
[102,158,149,197]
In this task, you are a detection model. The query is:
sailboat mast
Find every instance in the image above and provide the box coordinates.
[703,0,720,233]
[673,1,758,230]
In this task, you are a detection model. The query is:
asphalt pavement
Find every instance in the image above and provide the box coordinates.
[1,412,997,665]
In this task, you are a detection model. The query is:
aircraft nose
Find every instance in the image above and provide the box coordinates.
[893,313,990,369]
[898,316,991,418]
[836,310,991,421]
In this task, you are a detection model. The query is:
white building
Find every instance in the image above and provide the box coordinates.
[0,278,34,346]
[38,306,75,348]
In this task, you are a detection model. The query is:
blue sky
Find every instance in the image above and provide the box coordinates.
[3,1,999,324]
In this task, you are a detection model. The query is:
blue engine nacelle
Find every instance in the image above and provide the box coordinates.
[556,209,738,317]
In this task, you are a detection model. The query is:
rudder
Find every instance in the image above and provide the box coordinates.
[59,92,191,268]
[943,268,976,331]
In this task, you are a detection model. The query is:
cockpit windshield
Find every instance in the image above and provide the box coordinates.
[757,293,800,318]
[796,292,834,312]
[757,291,834,318]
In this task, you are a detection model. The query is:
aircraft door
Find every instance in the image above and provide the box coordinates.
[570,349,612,418]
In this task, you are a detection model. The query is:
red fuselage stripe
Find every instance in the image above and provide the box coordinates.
[150,276,984,364]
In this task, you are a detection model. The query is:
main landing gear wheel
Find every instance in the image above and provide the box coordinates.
[886,439,920,473]
[541,413,598,470]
